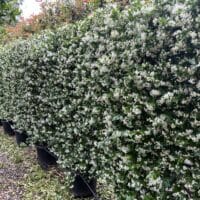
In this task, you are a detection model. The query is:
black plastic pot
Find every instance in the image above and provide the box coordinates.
[8,120,14,125]
[72,175,97,198]
[36,145,57,170]
[2,120,15,136]
[15,130,28,145]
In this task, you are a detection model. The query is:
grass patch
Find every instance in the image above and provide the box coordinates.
[22,165,71,200]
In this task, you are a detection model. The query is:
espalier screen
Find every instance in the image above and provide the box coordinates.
[0,0,199,199]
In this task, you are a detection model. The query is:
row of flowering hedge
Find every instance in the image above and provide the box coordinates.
[0,0,200,199]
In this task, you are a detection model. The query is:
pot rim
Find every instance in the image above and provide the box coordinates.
[35,145,58,159]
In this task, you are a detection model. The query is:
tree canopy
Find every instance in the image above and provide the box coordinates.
[0,0,21,25]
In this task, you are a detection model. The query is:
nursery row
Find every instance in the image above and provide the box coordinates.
[0,119,97,198]
[0,0,200,199]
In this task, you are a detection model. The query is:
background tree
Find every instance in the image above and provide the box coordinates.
[0,0,21,25]
[0,0,21,45]
[1,0,131,44]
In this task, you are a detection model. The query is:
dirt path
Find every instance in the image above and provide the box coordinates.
[0,150,25,200]
[0,129,34,200]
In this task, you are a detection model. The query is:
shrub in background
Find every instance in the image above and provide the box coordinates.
[3,1,71,43]
[0,0,21,25]
[0,0,199,199]
[2,0,131,45]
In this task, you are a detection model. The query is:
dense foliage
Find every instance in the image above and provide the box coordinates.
[0,0,199,199]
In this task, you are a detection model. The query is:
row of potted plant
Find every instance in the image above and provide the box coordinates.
[0,119,97,198]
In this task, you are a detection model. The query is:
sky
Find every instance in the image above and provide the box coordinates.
[20,0,43,19]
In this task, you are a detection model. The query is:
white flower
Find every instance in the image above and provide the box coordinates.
[146,104,154,111]
[189,31,197,39]
[188,78,196,84]
[132,108,142,115]
[143,5,154,13]
[184,159,193,166]
[114,88,121,98]
[111,30,119,38]
[121,146,129,153]
[100,66,109,73]
[141,32,146,41]
[171,65,177,72]
[159,92,174,104]
[196,81,200,90]
[172,3,186,14]
[104,16,115,27]
[150,89,161,97]
[147,172,162,189]
[82,34,91,42]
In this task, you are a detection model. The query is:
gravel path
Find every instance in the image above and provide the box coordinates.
[0,152,25,200]
[0,129,35,200]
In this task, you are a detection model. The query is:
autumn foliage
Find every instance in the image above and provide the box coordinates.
[4,1,75,42]
[2,0,129,43]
